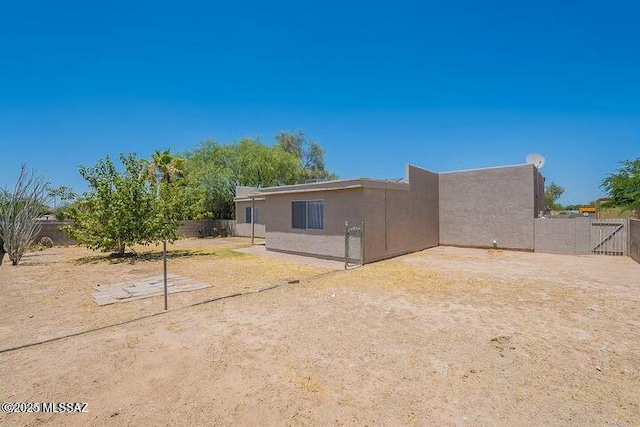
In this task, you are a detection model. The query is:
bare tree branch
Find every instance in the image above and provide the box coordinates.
[0,165,50,266]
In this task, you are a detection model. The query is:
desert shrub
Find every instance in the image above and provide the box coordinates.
[0,165,50,265]
[39,236,54,248]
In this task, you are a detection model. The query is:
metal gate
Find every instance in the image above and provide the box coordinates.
[590,219,628,256]
[344,221,364,269]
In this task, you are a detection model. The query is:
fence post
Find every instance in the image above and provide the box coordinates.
[360,220,365,266]
[251,197,255,245]
[344,221,349,270]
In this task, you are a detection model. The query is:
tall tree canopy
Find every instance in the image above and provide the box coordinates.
[275,130,337,182]
[183,133,336,219]
[544,182,565,210]
[601,158,640,215]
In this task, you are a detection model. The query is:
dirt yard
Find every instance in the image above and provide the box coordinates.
[1,243,639,426]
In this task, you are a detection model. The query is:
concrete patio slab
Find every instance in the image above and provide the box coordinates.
[92,274,211,306]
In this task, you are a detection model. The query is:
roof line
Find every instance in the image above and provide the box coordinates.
[439,163,534,174]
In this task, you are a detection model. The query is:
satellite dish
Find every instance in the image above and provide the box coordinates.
[526,153,546,169]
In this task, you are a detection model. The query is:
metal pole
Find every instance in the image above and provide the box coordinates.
[163,240,168,311]
[251,197,255,245]
[361,220,365,266]
[344,221,348,270]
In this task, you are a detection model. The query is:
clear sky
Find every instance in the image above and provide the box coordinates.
[1,0,638,204]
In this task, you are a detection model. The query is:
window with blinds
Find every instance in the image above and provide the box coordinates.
[245,207,260,224]
[292,200,323,230]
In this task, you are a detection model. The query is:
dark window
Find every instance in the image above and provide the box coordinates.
[292,201,307,229]
[292,201,323,230]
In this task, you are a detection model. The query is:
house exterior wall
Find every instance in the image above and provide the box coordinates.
[534,168,545,216]
[264,188,364,260]
[235,199,266,238]
[630,219,640,264]
[439,165,538,250]
[361,165,439,263]
[261,165,439,263]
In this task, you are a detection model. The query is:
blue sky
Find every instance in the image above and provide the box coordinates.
[1,0,638,204]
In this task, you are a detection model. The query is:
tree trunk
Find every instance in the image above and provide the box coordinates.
[117,243,126,256]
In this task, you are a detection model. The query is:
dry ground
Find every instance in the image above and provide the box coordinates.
[0,238,328,350]
[1,243,639,426]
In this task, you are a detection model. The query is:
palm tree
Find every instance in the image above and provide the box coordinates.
[148,150,187,184]
[146,149,188,311]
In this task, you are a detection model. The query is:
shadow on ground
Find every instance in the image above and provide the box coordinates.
[73,249,246,265]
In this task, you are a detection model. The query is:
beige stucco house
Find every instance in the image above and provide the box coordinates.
[235,163,545,264]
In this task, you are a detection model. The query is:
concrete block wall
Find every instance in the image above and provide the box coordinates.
[179,219,238,237]
[439,165,539,250]
[178,220,215,237]
[208,220,237,237]
[534,218,592,255]
[630,219,640,264]
[33,221,77,246]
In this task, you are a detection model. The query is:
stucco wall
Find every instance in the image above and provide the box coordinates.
[361,165,439,263]
[235,199,266,238]
[33,221,77,246]
[266,232,349,261]
[534,218,592,255]
[235,223,266,238]
[264,188,364,259]
[439,165,537,250]
[262,165,439,263]
[630,219,640,264]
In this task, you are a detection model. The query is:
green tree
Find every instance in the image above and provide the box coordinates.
[544,182,565,210]
[63,153,184,255]
[182,133,337,219]
[47,186,75,209]
[183,140,236,219]
[275,130,338,182]
[600,158,640,216]
[146,149,198,238]
[184,138,303,218]
[47,186,76,221]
